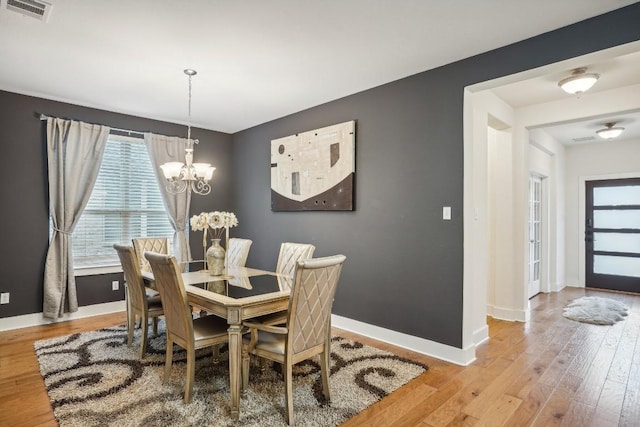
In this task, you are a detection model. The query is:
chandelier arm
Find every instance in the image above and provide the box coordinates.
[192,179,211,195]
[166,179,188,194]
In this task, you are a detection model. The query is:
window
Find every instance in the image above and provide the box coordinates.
[72,134,174,268]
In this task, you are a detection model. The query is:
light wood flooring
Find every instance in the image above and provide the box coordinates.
[1,287,639,426]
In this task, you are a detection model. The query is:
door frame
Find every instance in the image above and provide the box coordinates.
[578,172,640,287]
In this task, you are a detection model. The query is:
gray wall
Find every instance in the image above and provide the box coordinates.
[2,4,639,345]
[231,4,640,349]
[0,90,233,318]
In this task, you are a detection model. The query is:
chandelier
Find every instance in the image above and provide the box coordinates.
[160,69,215,195]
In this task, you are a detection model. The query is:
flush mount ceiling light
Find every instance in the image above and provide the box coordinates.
[596,122,625,140]
[558,67,600,95]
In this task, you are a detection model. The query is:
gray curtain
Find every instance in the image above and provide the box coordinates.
[144,133,192,265]
[44,118,110,319]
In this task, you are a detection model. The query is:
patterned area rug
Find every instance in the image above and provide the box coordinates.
[35,321,427,426]
[563,296,629,325]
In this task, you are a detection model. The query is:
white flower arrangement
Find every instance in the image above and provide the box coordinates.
[190,211,238,239]
[189,213,208,232]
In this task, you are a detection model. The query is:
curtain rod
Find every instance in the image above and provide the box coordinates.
[37,113,196,142]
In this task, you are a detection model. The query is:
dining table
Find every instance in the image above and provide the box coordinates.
[142,265,293,420]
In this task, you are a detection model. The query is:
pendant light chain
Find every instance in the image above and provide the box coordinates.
[187,71,192,143]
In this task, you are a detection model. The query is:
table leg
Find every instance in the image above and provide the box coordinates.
[228,322,243,420]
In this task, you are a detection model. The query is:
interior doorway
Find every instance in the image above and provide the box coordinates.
[585,177,640,292]
[463,41,640,358]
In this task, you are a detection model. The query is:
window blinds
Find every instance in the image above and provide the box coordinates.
[72,135,174,268]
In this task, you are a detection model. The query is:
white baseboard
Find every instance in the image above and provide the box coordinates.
[565,283,585,288]
[5,305,477,366]
[487,304,529,322]
[473,324,489,347]
[0,301,126,332]
[332,314,476,366]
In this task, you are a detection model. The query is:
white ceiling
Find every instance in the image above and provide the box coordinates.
[538,109,640,146]
[0,0,637,134]
[492,49,640,145]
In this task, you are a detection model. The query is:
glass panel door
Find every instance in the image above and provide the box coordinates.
[586,178,640,292]
[529,176,541,297]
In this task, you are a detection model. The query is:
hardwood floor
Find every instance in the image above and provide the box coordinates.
[1,287,639,426]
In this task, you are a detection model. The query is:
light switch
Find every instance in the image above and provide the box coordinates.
[443,206,451,220]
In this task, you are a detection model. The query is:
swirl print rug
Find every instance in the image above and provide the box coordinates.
[35,321,427,426]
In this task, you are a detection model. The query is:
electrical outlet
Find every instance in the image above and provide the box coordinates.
[0,292,9,304]
[111,280,119,291]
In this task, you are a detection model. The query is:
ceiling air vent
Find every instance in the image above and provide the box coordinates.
[572,136,596,143]
[5,0,52,22]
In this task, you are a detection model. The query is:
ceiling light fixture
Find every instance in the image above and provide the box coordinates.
[558,67,599,95]
[596,122,625,140]
[160,69,215,195]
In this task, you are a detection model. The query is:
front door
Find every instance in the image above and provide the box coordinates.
[585,178,640,292]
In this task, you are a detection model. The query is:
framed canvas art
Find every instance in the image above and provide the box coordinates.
[270,120,355,211]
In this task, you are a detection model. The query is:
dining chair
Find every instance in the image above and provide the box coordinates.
[251,242,317,327]
[132,237,169,273]
[241,254,346,425]
[113,244,164,359]
[226,237,253,267]
[276,242,316,279]
[144,251,230,403]
[240,242,317,331]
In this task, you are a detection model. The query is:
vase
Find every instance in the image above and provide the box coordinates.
[206,239,226,276]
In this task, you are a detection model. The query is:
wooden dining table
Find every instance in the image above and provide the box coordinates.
[142,266,293,420]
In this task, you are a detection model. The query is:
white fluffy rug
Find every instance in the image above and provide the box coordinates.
[563,296,629,325]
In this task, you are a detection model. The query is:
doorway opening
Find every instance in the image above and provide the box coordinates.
[463,41,640,356]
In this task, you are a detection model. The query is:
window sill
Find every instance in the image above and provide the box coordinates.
[74,265,122,277]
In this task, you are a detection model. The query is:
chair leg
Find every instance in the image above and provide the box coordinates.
[184,348,195,403]
[139,315,148,359]
[321,325,332,401]
[164,338,173,383]
[284,363,294,425]
[260,357,269,373]
[127,311,135,346]
[212,344,220,363]
[320,349,331,401]
[152,317,158,336]
[124,286,130,332]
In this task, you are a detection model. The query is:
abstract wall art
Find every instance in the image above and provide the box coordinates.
[271,120,355,211]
